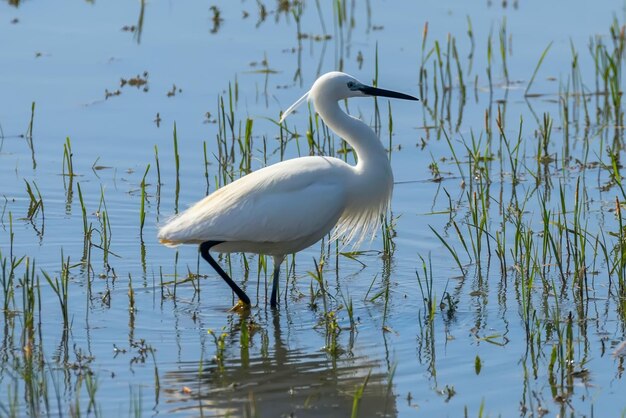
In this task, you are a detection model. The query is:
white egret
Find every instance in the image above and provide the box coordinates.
[158,71,418,309]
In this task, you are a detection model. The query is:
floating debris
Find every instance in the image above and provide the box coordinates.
[121,71,149,91]
[105,89,121,100]
[166,84,182,97]
[210,5,222,34]
[203,112,216,124]
[297,33,332,41]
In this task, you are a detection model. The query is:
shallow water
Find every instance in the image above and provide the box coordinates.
[1,0,626,417]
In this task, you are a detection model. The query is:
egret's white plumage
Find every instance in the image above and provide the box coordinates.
[158,71,418,308]
[159,156,350,253]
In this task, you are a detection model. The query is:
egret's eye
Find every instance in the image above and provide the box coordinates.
[347,81,356,90]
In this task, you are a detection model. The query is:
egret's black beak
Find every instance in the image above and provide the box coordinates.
[359,85,419,101]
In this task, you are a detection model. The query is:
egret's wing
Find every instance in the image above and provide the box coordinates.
[158,157,348,246]
[213,181,345,243]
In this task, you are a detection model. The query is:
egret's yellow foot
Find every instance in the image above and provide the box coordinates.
[229,299,250,313]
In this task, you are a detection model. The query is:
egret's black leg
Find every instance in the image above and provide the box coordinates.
[200,241,250,306]
[270,265,281,308]
[270,255,285,308]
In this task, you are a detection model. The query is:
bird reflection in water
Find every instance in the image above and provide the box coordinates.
[163,312,397,417]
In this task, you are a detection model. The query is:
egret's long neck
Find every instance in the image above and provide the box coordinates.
[313,93,394,246]
[314,96,390,172]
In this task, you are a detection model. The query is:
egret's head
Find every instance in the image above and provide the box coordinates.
[280,71,418,123]
[310,72,368,101]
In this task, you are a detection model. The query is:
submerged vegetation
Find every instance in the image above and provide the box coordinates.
[1,0,626,417]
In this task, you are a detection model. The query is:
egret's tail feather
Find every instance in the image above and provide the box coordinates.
[158,211,208,247]
[157,214,187,247]
[158,238,182,248]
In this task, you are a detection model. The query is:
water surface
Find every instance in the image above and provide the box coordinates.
[1,1,626,417]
